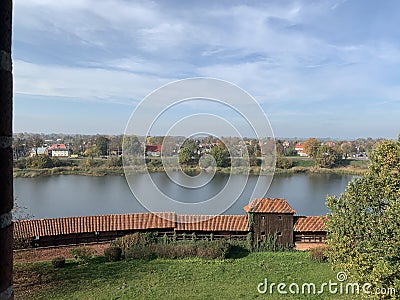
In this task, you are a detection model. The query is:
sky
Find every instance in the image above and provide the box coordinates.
[12,0,400,139]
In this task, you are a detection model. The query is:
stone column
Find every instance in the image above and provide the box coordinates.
[0,1,13,299]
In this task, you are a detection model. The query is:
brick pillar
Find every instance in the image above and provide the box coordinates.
[0,1,13,299]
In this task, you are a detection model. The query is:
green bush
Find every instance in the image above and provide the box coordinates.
[309,245,328,262]
[253,233,294,252]
[106,157,122,167]
[71,246,95,264]
[112,232,158,256]
[52,256,66,268]
[104,246,122,262]
[195,240,231,259]
[121,236,232,260]
[52,158,74,167]
[276,156,294,169]
[27,155,54,168]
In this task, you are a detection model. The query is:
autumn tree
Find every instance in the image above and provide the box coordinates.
[122,135,141,156]
[340,142,355,159]
[303,138,320,157]
[326,138,400,296]
[95,135,109,156]
[315,145,342,168]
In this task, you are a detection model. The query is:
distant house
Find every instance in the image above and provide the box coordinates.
[295,143,308,157]
[29,147,48,157]
[145,144,161,156]
[48,144,70,157]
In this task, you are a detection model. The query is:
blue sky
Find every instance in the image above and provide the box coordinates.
[12,0,400,138]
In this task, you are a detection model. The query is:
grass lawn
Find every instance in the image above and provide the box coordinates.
[14,251,356,299]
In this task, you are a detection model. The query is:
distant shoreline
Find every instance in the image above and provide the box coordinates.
[13,165,367,178]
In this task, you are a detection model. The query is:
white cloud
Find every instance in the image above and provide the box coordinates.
[14,60,175,104]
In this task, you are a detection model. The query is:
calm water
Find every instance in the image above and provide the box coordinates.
[14,173,354,219]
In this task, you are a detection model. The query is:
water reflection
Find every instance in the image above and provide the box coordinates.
[14,173,354,219]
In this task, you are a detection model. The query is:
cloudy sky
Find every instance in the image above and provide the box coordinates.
[13,0,400,138]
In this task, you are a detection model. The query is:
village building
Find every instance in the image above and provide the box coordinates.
[47,143,70,157]
[29,147,48,157]
[145,144,162,156]
[295,143,308,157]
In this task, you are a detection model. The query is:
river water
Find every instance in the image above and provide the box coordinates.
[14,172,354,219]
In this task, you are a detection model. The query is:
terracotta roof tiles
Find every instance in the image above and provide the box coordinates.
[294,216,327,232]
[176,215,249,232]
[14,212,176,239]
[244,198,296,214]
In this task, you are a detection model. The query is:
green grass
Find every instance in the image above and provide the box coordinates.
[15,252,356,299]
[291,158,316,168]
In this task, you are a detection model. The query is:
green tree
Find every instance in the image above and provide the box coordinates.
[340,142,355,159]
[28,155,54,168]
[179,146,193,165]
[315,145,342,168]
[303,138,320,157]
[210,145,231,167]
[122,135,141,156]
[95,136,109,156]
[326,139,400,296]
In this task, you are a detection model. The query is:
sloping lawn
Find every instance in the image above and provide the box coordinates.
[14,251,356,299]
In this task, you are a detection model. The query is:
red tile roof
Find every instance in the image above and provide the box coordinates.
[176,215,249,232]
[294,216,327,232]
[48,144,67,150]
[145,145,161,152]
[244,198,296,214]
[14,212,176,239]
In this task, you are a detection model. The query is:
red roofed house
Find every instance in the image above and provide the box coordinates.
[295,143,308,157]
[47,143,70,157]
[244,198,296,245]
[145,144,162,156]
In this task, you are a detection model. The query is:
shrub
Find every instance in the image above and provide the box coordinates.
[52,256,66,268]
[104,246,122,262]
[71,246,95,264]
[276,156,294,169]
[246,232,253,251]
[13,236,32,250]
[162,233,169,245]
[120,237,232,260]
[124,245,158,260]
[113,232,158,256]
[309,245,328,262]
[191,232,196,242]
[106,157,122,167]
[195,240,231,259]
[27,155,54,168]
